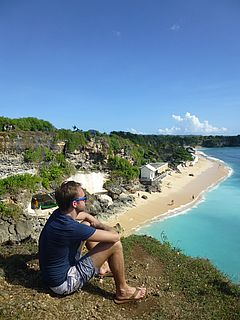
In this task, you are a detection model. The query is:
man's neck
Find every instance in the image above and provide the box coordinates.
[62,208,77,220]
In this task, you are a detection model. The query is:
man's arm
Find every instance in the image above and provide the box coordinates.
[88,229,120,243]
[76,211,119,242]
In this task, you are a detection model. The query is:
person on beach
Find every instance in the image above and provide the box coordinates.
[39,181,146,304]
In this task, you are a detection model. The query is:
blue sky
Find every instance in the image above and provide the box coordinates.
[1,0,240,135]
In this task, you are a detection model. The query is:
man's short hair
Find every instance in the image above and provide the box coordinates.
[55,181,82,212]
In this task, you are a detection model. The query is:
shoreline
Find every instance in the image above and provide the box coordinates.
[105,152,231,236]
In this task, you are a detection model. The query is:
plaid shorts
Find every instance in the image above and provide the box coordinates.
[50,254,99,295]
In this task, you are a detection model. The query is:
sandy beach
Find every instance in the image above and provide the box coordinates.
[105,153,230,236]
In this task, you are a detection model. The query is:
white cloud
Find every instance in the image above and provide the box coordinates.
[172,114,183,122]
[129,128,145,134]
[158,127,181,135]
[158,112,227,135]
[130,128,138,134]
[169,24,180,31]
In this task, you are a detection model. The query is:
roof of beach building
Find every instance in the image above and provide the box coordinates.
[149,162,167,169]
[141,162,167,172]
[185,146,195,153]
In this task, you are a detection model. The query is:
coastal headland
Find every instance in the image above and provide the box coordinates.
[106,152,230,236]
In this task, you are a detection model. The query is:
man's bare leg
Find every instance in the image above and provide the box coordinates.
[87,240,146,300]
[81,220,111,276]
[85,240,111,276]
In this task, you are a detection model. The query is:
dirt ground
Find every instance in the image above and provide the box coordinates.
[0,241,169,320]
[0,237,239,320]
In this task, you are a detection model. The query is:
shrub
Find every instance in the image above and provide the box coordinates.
[23,147,43,163]
[0,116,55,132]
[39,159,75,189]
[108,156,139,181]
[0,202,22,219]
[55,129,87,152]
[0,174,41,197]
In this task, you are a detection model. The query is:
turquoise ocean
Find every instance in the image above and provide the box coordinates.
[136,147,240,283]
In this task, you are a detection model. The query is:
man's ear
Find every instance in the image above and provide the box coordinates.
[72,200,77,208]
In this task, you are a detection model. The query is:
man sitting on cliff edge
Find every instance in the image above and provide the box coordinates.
[38,180,146,304]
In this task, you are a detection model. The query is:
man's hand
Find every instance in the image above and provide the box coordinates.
[76,211,117,233]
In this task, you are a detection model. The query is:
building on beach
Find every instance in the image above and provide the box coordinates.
[140,162,168,184]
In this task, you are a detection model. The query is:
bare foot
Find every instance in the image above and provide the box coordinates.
[114,286,146,304]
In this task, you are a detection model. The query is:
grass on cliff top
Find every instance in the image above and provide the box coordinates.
[0,235,239,320]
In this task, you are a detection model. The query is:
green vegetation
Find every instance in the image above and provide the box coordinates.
[108,132,196,166]
[0,149,75,218]
[2,116,240,172]
[38,151,75,189]
[0,202,22,219]
[104,133,146,165]
[0,174,41,219]
[2,116,240,222]
[0,235,239,319]
[171,146,193,165]
[23,147,76,189]
[112,131,240,150]
[0,116,55,132]
[1,117,240,317]
[122,235,240,320]
[54,129,87,152]
[23,147,43,163]
[108,156,139,181]
[0,174,41,197]
[40,157,75,189]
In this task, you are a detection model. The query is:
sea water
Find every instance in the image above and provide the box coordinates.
[136,147,240,283]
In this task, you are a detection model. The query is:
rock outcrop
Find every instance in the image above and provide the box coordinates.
[0,132,161,244]
[0,153,36,179]
[0,131,58,153]
[0,211,49,244]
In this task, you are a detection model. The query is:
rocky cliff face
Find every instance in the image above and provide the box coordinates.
[0,131,59,153]
[0,131,64,243]
[0,190,49,244]
[0,130,67,181]
[66,138,110,171]
[0,153,36,179]
[0,213,47,244]
[0,132,161,244]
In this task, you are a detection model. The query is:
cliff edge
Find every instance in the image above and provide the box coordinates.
[0,235,239,320]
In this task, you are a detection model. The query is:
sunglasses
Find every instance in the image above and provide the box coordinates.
[73,196,87,202]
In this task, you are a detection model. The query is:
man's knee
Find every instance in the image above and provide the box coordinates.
[102,240,122,252]
[112,240,123,252]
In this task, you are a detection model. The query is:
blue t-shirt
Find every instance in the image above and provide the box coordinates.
[39,209,96,287]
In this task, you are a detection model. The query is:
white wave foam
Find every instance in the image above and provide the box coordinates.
[135,195,207,233]
[206,155,225,164]
[228,167,234,177]
[135,161,231,232]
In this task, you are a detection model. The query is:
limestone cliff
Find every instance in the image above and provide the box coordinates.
[0,131,58,153]
[0,131,161,244]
